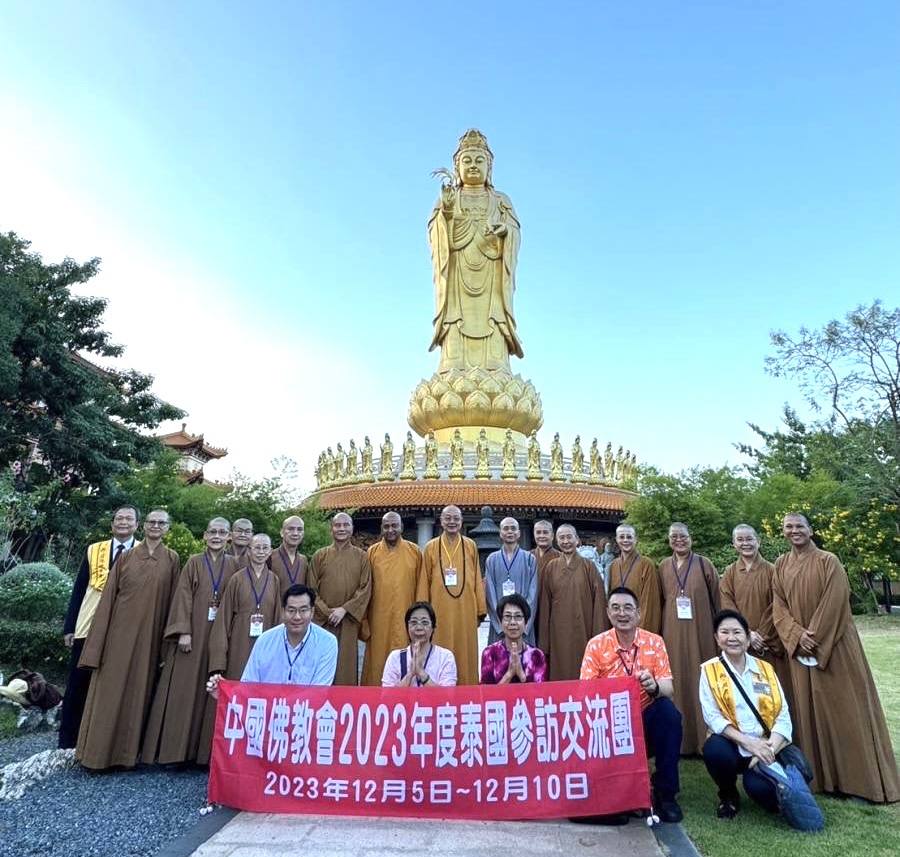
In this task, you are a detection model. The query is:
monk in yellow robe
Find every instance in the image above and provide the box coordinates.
[773,513,899,803]
[417,505,486,685]
[607,524,662,634]
[308,513,372,686]
[361,512,423,686]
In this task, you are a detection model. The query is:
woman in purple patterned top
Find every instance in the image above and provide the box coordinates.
[480,593,547,684]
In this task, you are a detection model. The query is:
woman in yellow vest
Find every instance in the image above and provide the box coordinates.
[699,609,793,820]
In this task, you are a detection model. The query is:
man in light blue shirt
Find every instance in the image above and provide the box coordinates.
[207,584,337,696]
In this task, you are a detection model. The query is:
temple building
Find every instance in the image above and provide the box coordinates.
[157,423,227,484]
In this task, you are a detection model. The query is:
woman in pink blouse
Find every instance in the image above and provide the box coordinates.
[382,601,457,687]
[480,594,547,684]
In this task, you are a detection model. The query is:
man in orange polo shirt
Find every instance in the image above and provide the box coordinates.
[580,586,684,824]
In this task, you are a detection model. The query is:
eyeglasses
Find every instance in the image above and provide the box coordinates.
[145,519,169,527]
[408,620,433,628]
[206,529,229,536]
[609,605,637,614]
[502,613,525,622]
[285,606,312,616]
[251,544,272,551]
[113,515,136,523]
[233,528,254,535]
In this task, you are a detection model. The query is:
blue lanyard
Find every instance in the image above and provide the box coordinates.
[204,552,225,598]
[283,628,309,682]
[673,553,695,594]
[500,547,520,575]
[279,548,301,585]
[246,569,270,610]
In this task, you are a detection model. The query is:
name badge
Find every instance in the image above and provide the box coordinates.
[676,595,693,620]
[502,578,516,596]
[249,613,264,637]
[444,567,458,587]
[752,680,771,695]
[207,600,219,622]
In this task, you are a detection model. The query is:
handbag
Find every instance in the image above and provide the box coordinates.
[717,655,824,832]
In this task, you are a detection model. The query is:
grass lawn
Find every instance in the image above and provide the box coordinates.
[677,614,900,857]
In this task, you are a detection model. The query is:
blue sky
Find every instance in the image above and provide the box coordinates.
[2,2,898,490]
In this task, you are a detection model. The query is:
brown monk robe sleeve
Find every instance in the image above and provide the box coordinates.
[537,568,552,658]
[719,566,737,612]
[701,556,720,613]
[163,557,197,639]
[307,548,333,623]
[78,556,124,670]
[342,554,372,622]
[207,573,238,676]
[804,553,851,670]
[772,554,804,657]
[474,543,487,623]
[588,563,610,635]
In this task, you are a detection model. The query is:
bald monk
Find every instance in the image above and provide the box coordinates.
[270,516,308,591]
[417,505,486,685]
[208,534,281,680]
[607,524,662,634]
[538,524,608,680]
[360,512,423,686]
[143,517,240,765]
[308,512,372,685]
[773,513,899,803]
[228,518,254,564]
[659,522,719,755]
[720,523,794,712]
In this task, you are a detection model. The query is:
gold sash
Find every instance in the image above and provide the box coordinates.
[703,657,781,733]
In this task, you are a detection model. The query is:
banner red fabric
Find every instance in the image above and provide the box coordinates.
[208,678,651,819]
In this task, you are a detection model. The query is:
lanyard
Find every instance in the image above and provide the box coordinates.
[204,552,225,598]
[673,553,695,594]
[617,644,639,676]
[439,537,467,599]
[620,553,640,588]
[247,569,270,610]
[283,628,309,682]
[278,548,301,585]
[500,547,521,575]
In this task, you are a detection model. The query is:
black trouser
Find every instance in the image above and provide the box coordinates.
[58,638,91,749]
[702,734,779,812]
[644,696,682,797]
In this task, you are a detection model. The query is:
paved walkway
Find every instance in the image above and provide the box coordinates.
[188,813,667,857]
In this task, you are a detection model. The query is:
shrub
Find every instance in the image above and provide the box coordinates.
[0,619,68,671]
[0,562,71,622]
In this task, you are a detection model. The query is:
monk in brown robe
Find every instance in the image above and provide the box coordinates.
[773,513,899,803]
[269,515,308,591]
[720,524,794,713]
[417,505,486,686]
[76,510,180,770]
[208,534,281,680]
[142,517,239,765]
[607,524,662,634]
[227,518,254,564]
[659,522,719,755]
[361,512,423,686]
[307,512,372,685]
[530,519,559,648]
[538,524,608,680]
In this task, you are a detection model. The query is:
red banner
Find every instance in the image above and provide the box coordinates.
[208,678,651,820]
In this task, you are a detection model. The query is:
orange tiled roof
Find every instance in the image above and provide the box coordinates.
[312,480,634,514]
[157,423,227,459]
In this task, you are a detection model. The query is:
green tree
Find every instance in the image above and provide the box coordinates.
[0,231,184,551]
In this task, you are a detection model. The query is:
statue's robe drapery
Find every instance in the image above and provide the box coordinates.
[208,568,281,680]
[428,187,523,371]
[417,536,486,686]
[308,545,372,686]
[142,552,239,765]
[76,542,180,769]
[720,554,795,716]
[608,553,662,635]
[360,539,423,686]
[773,547,899,802]
[269,547,308,592]
[659,552,720,755]
[538,554,608,681]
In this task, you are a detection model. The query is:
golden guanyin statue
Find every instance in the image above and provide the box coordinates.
[408,129,542,441]
[428,128,523,373]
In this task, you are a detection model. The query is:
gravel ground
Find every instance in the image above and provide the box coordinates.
[0,731,212,857]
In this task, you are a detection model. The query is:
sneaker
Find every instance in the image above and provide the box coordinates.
[716,799,739,819]
[656,796,683,823]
